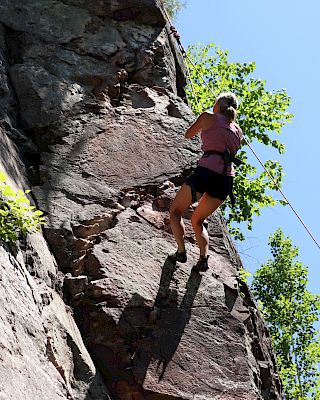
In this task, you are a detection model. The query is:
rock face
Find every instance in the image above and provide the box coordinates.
[0,230,111,399]
[0,1,281,399]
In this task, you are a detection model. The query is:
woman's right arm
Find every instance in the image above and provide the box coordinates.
[185,112,210,139]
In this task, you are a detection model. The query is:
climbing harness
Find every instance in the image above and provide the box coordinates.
[202,149,243,206]
[202,149,243,176]
[160,1,320,251]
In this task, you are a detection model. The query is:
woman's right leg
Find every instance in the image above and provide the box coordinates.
[191,193,223,257]
[169,183,200,252]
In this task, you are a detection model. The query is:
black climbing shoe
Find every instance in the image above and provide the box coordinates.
[148,306,161,324]
[170,249,187,263]
[192,255,209,272]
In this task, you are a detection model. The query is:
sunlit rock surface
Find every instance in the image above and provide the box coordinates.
[0,1,281,399]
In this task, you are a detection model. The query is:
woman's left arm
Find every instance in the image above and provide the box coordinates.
[185,112,209,139]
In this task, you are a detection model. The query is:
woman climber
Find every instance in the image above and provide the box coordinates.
[169,92,243,272]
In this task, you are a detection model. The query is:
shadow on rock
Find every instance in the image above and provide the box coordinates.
[88,256,202,398]
[121,256,202,385]
[134,263,202,383]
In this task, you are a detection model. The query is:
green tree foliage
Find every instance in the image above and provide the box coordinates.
[162,0,186,20]
[0,171,44,243]
[186,43,293,239]
[252,229,320,399]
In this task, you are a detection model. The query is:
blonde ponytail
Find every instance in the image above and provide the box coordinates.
[217,92,238,122]
[223,106,236,122]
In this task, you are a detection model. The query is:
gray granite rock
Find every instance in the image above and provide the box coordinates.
[0,0,91,43]
[0,125,112,398]
[11,64,85,128]
[0,0,282,399]
[0,243,112,400]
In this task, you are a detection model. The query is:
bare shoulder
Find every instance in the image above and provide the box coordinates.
[199,111,216,128]
[198,111,215,123]
[200,111,214,119]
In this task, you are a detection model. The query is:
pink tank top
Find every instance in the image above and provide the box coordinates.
[197,113,243,176]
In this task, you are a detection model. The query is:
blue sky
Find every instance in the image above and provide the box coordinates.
[176,1,320,296]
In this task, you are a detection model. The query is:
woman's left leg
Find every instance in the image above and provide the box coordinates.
[170,183,200,252]
[191,193,223,257]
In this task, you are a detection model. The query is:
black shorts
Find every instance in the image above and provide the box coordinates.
[185,166,233,201]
